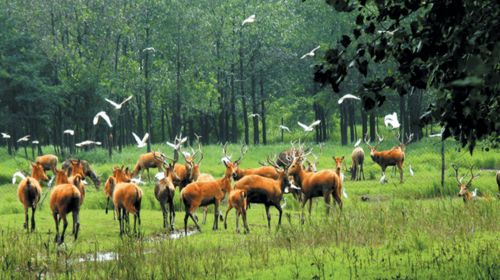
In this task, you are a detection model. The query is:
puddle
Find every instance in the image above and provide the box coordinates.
[146,229,198,242]
[77,252,118,263]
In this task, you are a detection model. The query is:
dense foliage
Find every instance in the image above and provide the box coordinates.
[315,0,500,152]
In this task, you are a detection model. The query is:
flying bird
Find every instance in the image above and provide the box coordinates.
[279,125,290,132]
[12,171,26,184]
[17,135,30,143]
[409,164,414,177]
[166,137,187,150]
[76,140,101,147]
[63,129,75,135]
[248,113,261,119]
[429,133,442,138]
[354,138,362,147]
[338,94,361,104]
[93,111,113,128]
[105,95,133,110]
[300,45,320,59]
[242,14,255,26]
[142,47,156,52]
[132,132,149,148]
[32,140,39,144]
[298,120,321,132]
[377,28,399,36]
[1,133,10,139]
[384,112,400,129]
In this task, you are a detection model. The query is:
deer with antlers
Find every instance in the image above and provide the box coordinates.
[287,148,343,223]
[365,133,413,183]
[132,151,165,181]
[154,148,180,231]
[452,164,480,203]
[174,135,204,190]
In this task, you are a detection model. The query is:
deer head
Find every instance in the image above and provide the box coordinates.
[31,162,49,182]
[452,164,479,200]
[364,133,384,155]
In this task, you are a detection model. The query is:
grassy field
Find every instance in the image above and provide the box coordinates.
[0,139,499,279]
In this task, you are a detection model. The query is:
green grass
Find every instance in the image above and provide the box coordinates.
[0,140,499,279]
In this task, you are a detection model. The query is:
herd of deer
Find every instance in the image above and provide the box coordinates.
[15,135,500,244]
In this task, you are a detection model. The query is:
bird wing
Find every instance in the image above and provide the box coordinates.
[141,133,149,143]
[104,98,120,108]
[179,136,188,145]
[120,95,133,106]
[99,112,113,127]
[297,122,309,130]
[300,53,309,59]
[338,94,361,104]
[311,45,320,53]
[166,142,177,149]
[12,171,26,184]
[93,112,101,125]
[132,132,142,145]
[309,120,321,127]
[354,138,362,147]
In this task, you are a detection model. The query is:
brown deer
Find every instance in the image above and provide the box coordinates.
[496,170,500,194]
[112,171,143,236]
[17,163,49,231]
[350,147,365,181]
[365,133,413,183]
[229,144,279,180]
[452,165,480,203]
[49,174,83,244]
[180,155,233,235]
[223,189,249,234]
[132,151,165,181]
[104,166,132,217]
[35,154,58,174]
[62,159,101,189]
[233,156,290,229]
[288,150,342,223]
[153,149,180,231]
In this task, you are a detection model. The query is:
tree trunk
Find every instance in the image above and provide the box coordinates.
[361,108,367,138]
[250,55,259,145]
[340,103,348,145]
[349,102,355,143]
[144,27,152,152]
[369,109,376,142]
[239,32,249,145]
[400,93,408,138]
[260,72,267,145]
[230,63,238,143]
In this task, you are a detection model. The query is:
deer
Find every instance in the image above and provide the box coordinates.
[229,144,279,181]
[364,133,413,183]
[62,159,101,189]
[287,149,342,223]
[180,153,234,235]
[350,146,365,181]
[132,151,165,181]
[452,164,480,203]
[35,154,58,175]
[173,143,204,190]
[111,168,143,236]
[153,149,180,231]
[49,173,83,244]
[233,156,291,230]
[17,162,49,232]
[104,166,132,218]
[496,170,500,195]
[223,189,249,234]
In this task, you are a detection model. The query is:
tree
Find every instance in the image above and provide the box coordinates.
[314,0,500,152]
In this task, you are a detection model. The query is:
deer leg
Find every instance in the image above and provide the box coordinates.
[224,204,233,230]
[202,206,208,225]
[105,197,110,215]
[300,197,308,225]
[160,202,167,229]
[147,168,151,182]
[24,206,28,230]
[275,201,283,229]
[59,214,68,245]
[53,212,59,242]
[361,164,365,180]
[189,211,201,232]
[213,202,219,230]
[235,211,241,234]
[116,207,123,236]
[265,204,271,229]
[168,196,175,231]
[242,208,250,234]
[324,193,331,215]
[333,191,343,210]
[31,207,36,232]
[308,198,313,216]
[73,209,80,241]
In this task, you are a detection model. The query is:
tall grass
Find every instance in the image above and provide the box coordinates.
[0,140,498,279]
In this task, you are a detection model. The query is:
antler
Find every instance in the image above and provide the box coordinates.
[451,164,465,184]
[266,155,282,171]
[193,136,204,164]
[465,165,479,187]
[364,133,372,148]
[234,143,248,164]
